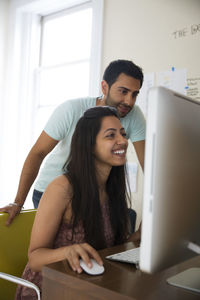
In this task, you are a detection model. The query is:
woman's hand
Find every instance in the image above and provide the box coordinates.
[65,243,103,273]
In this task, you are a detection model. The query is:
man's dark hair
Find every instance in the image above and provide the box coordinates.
[63,106,130,249]
[103,59,143,88]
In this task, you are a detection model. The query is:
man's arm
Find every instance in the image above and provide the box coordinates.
[0,131,58,225]
[130,140,145,243]
[133,140,145,171]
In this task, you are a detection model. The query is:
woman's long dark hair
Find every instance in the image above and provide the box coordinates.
[63,106,131,249]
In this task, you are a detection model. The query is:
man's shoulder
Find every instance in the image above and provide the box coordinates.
[123,105,142,120]
[119,105,146,142]
[48,97,97,126]
[120,105,145,131]
[60,97,96,109]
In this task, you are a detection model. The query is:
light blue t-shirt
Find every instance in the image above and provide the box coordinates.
[34,97,146,192]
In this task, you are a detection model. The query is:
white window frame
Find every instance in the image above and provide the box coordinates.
[1,0,104,205]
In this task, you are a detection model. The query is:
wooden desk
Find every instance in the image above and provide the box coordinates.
[42,242,200,300]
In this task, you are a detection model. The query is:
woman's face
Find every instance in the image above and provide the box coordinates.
[94,116,128,170]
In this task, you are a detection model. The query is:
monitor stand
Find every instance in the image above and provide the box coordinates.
[167,267,200,294]
[167,242,200,294]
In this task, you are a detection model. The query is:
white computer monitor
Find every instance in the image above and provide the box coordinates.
[140,86,200,292]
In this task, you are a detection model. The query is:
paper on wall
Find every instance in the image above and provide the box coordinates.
[136,72,155,116]
[156,68,187,95]
[137,68,188,117]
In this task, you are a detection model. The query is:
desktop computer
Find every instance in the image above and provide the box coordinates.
[140,86,200,292]
[107,86,200,293]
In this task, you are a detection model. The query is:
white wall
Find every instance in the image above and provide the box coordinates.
[101,0,200,228]
[102,0,200,76]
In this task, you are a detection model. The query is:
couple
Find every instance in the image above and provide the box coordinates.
[1,59,145,225]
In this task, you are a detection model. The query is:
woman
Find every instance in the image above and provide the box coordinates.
[15,106,134,299]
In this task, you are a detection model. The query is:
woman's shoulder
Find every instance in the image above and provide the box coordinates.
[46,175,73,200]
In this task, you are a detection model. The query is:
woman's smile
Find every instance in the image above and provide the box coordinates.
[112,148,127,157]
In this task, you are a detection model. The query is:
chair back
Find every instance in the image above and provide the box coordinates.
[0,209,36,300]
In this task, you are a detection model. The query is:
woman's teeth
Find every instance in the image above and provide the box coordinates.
[113,150,125,155]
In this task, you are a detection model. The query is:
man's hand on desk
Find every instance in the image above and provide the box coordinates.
[128,222,141,247]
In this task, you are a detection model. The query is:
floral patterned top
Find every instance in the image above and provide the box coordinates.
[15,201,114,300]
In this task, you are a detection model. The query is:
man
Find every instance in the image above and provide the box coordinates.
[0,59,145,233]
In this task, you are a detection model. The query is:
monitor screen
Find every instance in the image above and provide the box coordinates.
[140,86,200,290]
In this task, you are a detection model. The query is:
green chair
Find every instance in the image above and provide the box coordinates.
[0,209,40,300]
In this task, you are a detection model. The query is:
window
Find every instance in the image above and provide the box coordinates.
[1,0,103,206]
[34,4,93,138]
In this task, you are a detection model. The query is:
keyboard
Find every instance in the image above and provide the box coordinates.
[106,247,140,265]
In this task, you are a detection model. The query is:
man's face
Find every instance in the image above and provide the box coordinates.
[102,73,141,118]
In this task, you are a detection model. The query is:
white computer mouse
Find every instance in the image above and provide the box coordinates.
[79,258,105,275]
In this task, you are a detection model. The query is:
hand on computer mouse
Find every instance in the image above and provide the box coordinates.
[64,242,103,274]
[80,258,105,275]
